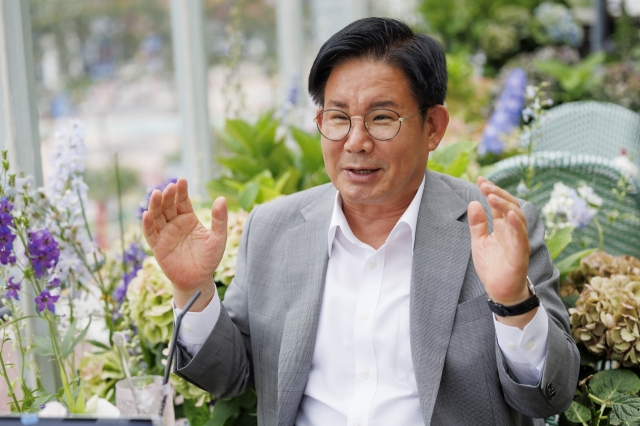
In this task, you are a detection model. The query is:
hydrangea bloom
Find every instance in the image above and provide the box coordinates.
[34,289,60,313]
[27,229,60,279]
[479,68,527,155]
[535,2,584,47]
[5,276,20,301]
[136,178,178,219]
[542,182,602,231]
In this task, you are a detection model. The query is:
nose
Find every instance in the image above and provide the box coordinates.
[344,116,373,154]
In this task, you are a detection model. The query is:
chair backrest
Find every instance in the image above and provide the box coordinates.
[485,151,640,260]
[532,101,640,168]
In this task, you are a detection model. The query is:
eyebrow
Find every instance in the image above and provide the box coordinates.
[325,100,400,110]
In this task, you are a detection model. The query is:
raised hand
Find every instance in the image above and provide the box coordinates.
[142,178,227,311]
[468,177,534,326]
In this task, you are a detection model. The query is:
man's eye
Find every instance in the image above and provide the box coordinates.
[327,113,349,121]
[371,114,394,123]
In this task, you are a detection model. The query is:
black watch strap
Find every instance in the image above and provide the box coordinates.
[487,276,540,317]
[487,293,540,317]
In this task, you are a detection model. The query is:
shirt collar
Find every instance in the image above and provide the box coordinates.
[327,175,426,256]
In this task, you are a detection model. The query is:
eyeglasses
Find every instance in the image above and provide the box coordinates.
[313,107,427,141]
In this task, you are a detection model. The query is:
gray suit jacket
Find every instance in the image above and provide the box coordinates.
[175,171,580,426]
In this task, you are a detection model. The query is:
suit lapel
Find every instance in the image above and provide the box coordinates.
[277,189,334,426]
[410,172,471,425]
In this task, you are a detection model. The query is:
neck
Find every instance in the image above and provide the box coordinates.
[342,189,418,250]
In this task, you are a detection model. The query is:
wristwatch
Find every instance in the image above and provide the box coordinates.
[487,276,540,317]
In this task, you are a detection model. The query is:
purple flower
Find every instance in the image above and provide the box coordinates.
[113,242,146,304]
[27,229,60,279]
[479,68,527,155]
[569,194,593,229]
[0,198,14,227]
[136,178,178,219]
[34,289,59,313]
[46,277,60,290]
[5,277,20,301]
[0,226,16,265]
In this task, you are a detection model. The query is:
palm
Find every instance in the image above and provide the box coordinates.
[149,213,225,290]
[142,178,228,292]
[468,178,530,306]
[471,216,528,303]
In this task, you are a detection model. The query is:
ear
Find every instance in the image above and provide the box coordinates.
[424,105,449,152]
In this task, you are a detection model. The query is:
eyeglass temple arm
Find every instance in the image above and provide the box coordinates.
[399,106,428,122]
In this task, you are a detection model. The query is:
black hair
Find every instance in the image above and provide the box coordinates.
[308,17,447,119]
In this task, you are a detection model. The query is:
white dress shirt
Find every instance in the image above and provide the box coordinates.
[175,177,549,425]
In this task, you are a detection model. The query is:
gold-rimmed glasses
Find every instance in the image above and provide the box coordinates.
[313,107,427,141]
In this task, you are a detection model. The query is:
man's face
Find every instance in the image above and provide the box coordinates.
[320,59,439,209]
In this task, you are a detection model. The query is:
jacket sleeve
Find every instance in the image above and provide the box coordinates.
[173,205,259,398]
[495,200,580,418]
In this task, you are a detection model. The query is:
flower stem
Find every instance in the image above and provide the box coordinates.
[0,332,21,411]
[592,218,604,251]
[45,314,74,411]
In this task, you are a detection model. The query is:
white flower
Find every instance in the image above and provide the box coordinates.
[85,395,121,418]
[39,401,68,417]
[611,155,639,177]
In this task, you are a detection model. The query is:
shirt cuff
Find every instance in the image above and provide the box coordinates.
[173,290,221,348]
[493,303,549,385]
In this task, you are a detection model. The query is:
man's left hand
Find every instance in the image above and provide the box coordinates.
[468,176,532,316]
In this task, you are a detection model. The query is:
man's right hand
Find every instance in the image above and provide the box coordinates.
[142,178,227,312]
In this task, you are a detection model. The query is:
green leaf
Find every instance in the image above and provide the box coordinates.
[610,393,640,425]
[225,120,257,156]
[65,318,91,359]
[32,335,55,357]
[60,319,78,360]
[291,126,323,172]
[206,398,241,426]
[183,397,213,426]
[29,394,57,412]
[563,400,591,424]
[426,162,445,173]
[217,156,264,182]
[443,152,471,177]
[554,248,598,280]
[254,120,279,158]
[430,141,476,167]
[561,294,579,310]
[88,339,110,351]
[545,227,573,260]
[239,182,260,212]
[589,370,640,401]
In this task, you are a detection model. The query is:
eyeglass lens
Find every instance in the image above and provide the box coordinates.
[316,109,401,141]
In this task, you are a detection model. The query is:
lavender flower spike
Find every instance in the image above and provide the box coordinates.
[5,276,20,301]
[34,289,60,313]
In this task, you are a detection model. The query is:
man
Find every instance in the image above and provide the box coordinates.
[142,18,579,426]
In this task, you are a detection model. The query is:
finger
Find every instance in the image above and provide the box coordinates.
[487,193,526,224]
[142,210,159,248]
[211,197,228,235]
[467,201,489,242]
[477,177,520,208]
[148,189,168,231]
[175,178,194,215]
[161,183,178,222]
[507,209,529,248]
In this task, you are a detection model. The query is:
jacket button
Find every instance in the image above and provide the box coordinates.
[546,382,556,399]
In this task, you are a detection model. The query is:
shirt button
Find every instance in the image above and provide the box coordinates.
[361,313,369,321]
[355,422,362,426]
[363,370,370,379]
[369,260,377,269]
[526,341,535,351]
[507,342,516,350]
[183,325,191,332]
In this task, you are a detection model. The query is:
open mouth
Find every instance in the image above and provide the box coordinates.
[350,169,378,174]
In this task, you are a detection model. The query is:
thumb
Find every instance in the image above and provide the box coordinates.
[211,197,228,235]
[468,201,489,242]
